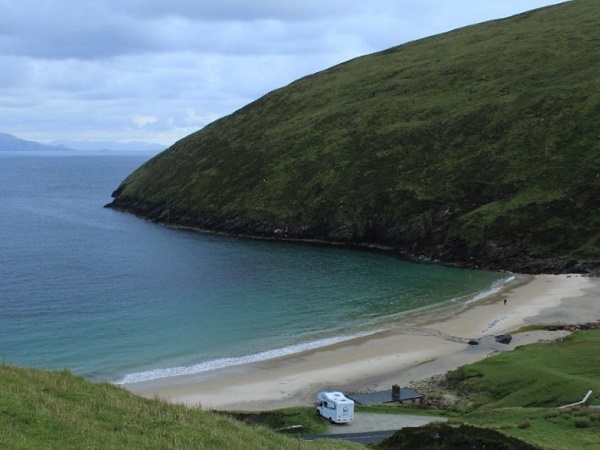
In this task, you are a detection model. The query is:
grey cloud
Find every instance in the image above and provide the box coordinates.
[121,0,352,22]
[0,56,32,88]
[0,1,568,61]
[0,1,351,60]
[0,0,569,146]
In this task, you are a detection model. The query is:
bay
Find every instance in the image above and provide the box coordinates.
[0,151,510,383]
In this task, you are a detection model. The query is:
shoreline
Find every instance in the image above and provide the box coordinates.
[107,203,598,276]
[123,274,599,411]
[117,272,515,386]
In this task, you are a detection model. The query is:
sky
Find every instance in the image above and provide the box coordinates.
[0,0,568,147]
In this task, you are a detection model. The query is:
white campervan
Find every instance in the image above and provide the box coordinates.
[316,391,354,424]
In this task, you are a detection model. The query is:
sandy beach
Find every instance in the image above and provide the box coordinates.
[124,274,600,411]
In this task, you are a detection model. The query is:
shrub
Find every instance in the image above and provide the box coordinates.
[574,418,591,428]
[574,408,590,417]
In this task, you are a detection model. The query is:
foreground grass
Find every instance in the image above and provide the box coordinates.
[461,407,600,450]
[4,331,600,448]
[0,364,359,450]
[221,407,331,435]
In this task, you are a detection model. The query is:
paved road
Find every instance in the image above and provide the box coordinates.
[306,412,447,445]
[305,430,397,445]
[326,412,446,434]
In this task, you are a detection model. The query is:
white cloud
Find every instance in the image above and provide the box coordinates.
[132,115,159,128]
[0,0,569,146]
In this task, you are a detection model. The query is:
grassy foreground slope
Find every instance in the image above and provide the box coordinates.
[3,332,600,449]
[108,0,600,273]
[446,330,600,410]
[442,330,600,449]
[0,364,359,450]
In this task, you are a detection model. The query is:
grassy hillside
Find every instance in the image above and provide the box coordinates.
[441,330,600,449]
[0,364,359,449]
[446,330,600,409]
[108,0,600,273]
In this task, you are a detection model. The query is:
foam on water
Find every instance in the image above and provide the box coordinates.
[466,274,516,303]
[117,330,380,384]
[117,274,516,385]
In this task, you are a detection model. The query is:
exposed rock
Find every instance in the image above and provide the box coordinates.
[494,334,512,345]
[106,197,599,275]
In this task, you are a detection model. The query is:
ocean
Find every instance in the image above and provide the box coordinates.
[0,151,511,384]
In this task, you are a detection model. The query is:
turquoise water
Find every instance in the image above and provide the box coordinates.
[0,152,510,383]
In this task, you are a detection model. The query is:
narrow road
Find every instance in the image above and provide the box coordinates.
[305,430,398,445]
[306,412,447,445]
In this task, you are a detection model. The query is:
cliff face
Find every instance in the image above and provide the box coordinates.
[108,0,600,274]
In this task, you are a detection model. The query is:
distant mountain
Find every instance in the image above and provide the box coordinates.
[107,0,600,274]
[0,133,165,153]
[50,140,165,153]
[0,132,71,152]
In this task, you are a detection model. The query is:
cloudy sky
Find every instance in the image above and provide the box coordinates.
[1,0,567,147]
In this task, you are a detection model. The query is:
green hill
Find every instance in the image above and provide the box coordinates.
[0,364,358,449]
[108,0,600,274]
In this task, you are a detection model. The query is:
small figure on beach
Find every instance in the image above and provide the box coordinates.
[503,298,507,305]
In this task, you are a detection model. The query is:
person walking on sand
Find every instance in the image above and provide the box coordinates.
[503,298,507,305]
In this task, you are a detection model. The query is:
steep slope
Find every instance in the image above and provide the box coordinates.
[108,0,600,273]
[0,364,357,449]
